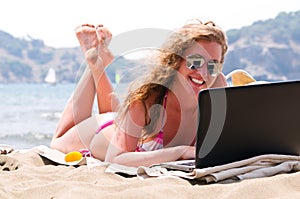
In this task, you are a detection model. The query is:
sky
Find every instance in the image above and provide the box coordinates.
[1,0,300,48]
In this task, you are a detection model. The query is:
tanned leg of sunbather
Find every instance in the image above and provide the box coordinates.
[51,24,118,153]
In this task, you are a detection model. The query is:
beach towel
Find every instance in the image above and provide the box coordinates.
[31,146,300,183]
[133,154,300,183]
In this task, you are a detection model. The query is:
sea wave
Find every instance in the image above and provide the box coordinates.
[0,131,53,149]
[0,83,74,149]
[40,112,62,120]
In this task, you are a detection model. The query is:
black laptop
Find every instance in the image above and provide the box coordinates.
[161,80,300,171]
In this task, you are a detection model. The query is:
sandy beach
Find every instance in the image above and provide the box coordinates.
[0,147,299,199]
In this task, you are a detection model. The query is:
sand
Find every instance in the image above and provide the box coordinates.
[0,148,300,199]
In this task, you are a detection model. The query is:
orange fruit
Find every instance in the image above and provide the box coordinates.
[65,151,83,162]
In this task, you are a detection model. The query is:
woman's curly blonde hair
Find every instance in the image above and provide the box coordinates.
[115,20,228,138]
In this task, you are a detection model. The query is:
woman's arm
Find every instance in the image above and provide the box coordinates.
[106,142,195,167]
[104,100,195,167]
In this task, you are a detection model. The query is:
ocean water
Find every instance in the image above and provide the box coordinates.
[0,83,76,149]
[0,82,129,150]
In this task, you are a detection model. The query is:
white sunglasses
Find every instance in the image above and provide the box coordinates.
[186,54,222,77]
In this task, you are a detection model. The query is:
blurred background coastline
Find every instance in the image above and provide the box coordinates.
[1,11,300,149]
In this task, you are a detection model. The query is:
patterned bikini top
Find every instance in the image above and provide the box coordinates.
[135,92,168,152]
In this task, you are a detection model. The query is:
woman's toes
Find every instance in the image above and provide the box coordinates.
[96,26,112,46]
[75,25,98,53]
[82,24,95,28]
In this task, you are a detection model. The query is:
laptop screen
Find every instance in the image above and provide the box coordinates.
[196,80,300,168]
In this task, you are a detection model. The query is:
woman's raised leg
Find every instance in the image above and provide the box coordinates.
[51,24,118,153]
[90,25,119,114]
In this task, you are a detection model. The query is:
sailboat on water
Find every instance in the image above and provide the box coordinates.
[44,67,56,85]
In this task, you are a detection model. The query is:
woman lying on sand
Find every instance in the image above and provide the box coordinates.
[51,20,228,167]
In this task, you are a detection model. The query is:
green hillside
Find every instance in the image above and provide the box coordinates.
[224,11,300,81]
[1,10,300,83]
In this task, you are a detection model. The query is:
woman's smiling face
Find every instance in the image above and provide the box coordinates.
[178,40,223,94]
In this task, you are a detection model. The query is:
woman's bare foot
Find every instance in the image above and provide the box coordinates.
[95,25,114,66]
[75,24,114,82]
[75,24,98,53]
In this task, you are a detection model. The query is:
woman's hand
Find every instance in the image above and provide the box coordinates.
[178,145,196,160]
[211,73,228,88]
